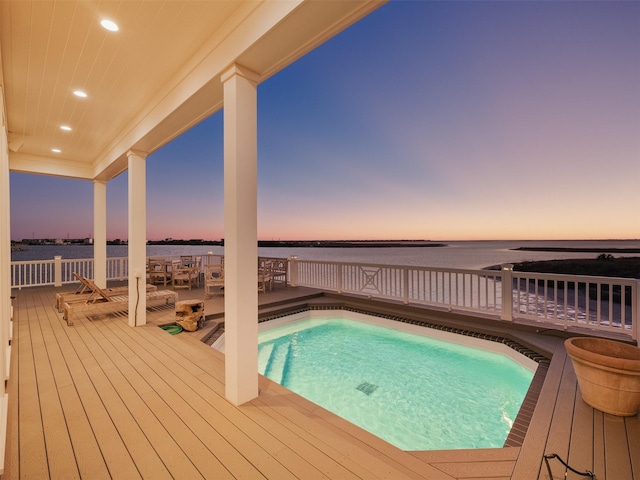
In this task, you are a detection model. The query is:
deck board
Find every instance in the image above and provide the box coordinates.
[36,291,111,479]
[567,388,595,475]
[45,307,144,479]
[535,352,577,480]
[592,410,606,479]
[33,334,79,480]
[627,414,640,479]
[4,285,639,480]
[410,448,519,479]
[17,296,49,479]
[510,344,567,479]
[603,414,632,480]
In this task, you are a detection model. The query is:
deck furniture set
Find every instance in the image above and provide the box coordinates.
[204,260,278,298]
[57,257,288,324]
[148,256,203,290]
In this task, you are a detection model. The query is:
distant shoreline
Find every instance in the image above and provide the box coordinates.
[486,256,640,279]
[256,240,447,248]
[511,247,640,253]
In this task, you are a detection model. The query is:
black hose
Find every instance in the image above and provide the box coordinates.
[543,453,596,479]
[135,276,140,326]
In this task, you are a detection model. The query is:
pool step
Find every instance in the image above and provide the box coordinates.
[258,343,275,375]
[263,342,289,384]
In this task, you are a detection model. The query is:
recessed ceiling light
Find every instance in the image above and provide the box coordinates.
[60,125,72,131]
[51,148,61,153]
[101,19,119,32]
[73,90,87,98]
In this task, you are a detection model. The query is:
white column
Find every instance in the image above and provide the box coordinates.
[0,111,10,391]
[221,63,260,405]
[93,180,107,288]
[0,93,10,468]
[127,150,147,327]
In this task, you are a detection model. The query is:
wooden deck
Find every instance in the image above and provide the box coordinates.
[3,283,639,479]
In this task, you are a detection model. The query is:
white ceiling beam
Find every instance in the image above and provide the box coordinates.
[9,152,93,180]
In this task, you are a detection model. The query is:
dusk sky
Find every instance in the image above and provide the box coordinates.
[10,1,640,242]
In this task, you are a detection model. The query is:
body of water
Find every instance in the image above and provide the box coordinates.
[11,240,640,271]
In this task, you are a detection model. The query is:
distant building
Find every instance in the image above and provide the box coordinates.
[20,237,93,245]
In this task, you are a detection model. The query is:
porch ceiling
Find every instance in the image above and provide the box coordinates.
[1,0,385,182]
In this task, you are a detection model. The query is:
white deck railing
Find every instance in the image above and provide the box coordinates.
[291,259,503,314]
[9,254,224,288]
[288,258,639,340]
[10,255,639,340]
[510,270,638,339]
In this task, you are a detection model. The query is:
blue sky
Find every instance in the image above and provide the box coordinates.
[10,0,640,242]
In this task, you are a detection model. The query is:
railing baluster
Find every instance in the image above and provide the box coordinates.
[574,282,579,325]
[624,285,627,325]
[586,281,591,326]
[608,283,614,329]
[553,280,558,320]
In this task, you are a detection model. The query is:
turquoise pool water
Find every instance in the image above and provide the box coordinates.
[258,317,535,451]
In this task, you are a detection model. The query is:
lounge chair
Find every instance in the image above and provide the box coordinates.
[55,280,157,312]
[62,273,178,326]
[204,263,224,298]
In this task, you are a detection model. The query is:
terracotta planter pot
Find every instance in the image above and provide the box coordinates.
[565,337,640,416]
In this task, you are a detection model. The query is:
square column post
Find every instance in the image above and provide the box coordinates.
[93,180,107,288]
[127,150,147,327]
[0,113,10,391]
[221,64,260,405]
[500,264,514,321]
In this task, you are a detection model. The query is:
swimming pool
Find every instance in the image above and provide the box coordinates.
[255,311,536,451]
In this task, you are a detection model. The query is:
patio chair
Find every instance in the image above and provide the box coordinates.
[63,273,178,326]
[258,260,273,293]
[191,256,202,288]
[148,257,170,286]
[204,263,225,298]
[269,258,288,287]
[171,259,199,290]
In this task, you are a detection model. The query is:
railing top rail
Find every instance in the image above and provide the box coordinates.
[295,258,506,276]
[11,259,56,265]
[511,270,638,285]
[295,258,639,285]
